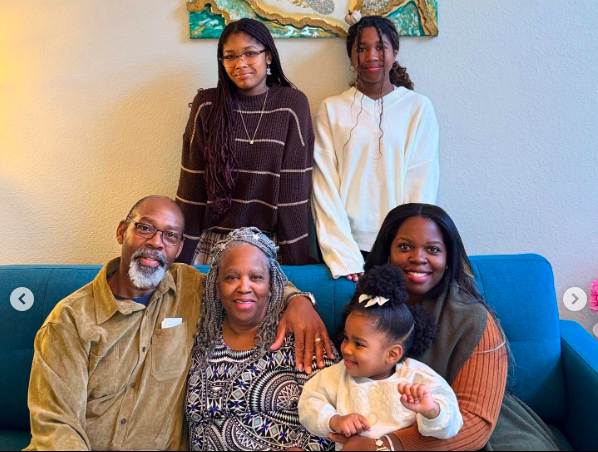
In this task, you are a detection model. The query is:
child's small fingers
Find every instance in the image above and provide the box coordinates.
[407,384,415,396]
[417,385,426,400]
[352,418,362,432]
[410,384,421,399]
[358,415,371,431]
[398,383,404,394]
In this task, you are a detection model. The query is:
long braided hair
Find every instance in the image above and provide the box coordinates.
[200,19,295,217]
[193,227,289,370]
[344,16,414,156]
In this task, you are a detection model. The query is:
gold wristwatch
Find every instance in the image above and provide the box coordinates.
[375,438,390,451]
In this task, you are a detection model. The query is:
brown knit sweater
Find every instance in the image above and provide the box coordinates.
[176,85,315,265]
[394,313,508,451]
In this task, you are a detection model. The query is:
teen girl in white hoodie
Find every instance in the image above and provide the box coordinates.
[312,14,439,280]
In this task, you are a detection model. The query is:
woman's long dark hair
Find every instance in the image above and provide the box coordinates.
[366,203,482,302]
[366,203,515,390]
[202,19,295,216]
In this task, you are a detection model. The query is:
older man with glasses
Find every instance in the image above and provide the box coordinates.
[25,195,332,451]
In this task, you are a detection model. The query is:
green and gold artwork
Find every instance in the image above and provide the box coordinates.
[188,0,438,39]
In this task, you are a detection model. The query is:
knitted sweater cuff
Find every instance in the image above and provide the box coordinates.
[328,256,365,279]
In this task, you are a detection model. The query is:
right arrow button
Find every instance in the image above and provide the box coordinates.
[563,287,588,312]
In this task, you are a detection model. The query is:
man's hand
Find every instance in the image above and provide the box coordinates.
[328,434,377,451]
[271,296,333,374]
[329,414,371,438]
[398,383,440,420]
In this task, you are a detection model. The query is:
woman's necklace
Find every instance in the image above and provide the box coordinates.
[239,88,269,145]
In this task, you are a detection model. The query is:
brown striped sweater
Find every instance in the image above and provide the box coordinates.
[176,85,315,265]
[393,313,508,451]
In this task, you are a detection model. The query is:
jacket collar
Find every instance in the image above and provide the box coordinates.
[94,257,177,325]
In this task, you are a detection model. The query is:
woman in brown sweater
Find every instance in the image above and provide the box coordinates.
[176,19,314,265]
[330,204,559,451]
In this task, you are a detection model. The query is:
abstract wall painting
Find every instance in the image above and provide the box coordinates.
[188,0,438,39]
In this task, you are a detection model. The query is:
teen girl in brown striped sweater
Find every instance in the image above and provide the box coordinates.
[176,19,314,265]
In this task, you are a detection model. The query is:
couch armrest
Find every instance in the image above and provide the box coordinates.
[560,320,598,451]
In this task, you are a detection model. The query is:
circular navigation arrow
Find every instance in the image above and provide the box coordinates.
[563,287,587,312]
[10,288,35,312]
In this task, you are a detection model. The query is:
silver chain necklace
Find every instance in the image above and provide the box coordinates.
[238,88,269,145]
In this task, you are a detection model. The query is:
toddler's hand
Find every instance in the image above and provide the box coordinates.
[329,413,371,438]
[398,383,441,420]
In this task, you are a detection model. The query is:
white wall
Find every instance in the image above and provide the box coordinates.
[1,0,597,334]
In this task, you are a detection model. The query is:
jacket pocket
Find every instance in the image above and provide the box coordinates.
[88,345,119,399]
[151,323,190,382]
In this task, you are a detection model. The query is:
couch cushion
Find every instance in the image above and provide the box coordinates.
[0,266,102,430]
[0,430,31,451]
[547,424,574,452]
[470,255,565,424]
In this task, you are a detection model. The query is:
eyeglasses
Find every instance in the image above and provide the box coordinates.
[219,49,268,68]
[126,217,184,247]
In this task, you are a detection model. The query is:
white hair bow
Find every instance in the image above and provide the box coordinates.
[358,294,389,308]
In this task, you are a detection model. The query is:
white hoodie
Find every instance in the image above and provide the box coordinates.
[312,86,440,278]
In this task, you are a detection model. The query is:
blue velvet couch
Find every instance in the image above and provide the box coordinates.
[1,254,597,451]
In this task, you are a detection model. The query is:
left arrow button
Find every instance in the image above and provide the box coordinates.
[11,288,35,312]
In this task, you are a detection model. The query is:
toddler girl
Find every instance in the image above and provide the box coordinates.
[299,265,462,450]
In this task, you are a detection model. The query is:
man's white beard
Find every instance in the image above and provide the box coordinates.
[128,250,167,290]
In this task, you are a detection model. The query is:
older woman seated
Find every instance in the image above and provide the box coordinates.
[185,228,337,451]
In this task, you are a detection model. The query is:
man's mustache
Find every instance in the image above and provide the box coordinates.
[132,249,167,267]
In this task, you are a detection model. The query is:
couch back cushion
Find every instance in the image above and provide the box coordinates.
[0,254,565,431]
[0,266,103,430]
[469,255,565,424]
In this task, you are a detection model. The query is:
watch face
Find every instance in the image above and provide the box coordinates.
[375,439,388,451]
